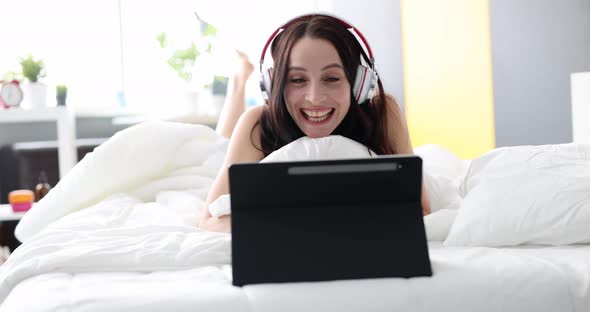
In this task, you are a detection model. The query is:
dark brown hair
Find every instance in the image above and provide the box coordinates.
[255,15,397,156]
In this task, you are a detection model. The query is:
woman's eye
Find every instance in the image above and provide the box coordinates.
[289,78,306,84]
[325,77,340,82]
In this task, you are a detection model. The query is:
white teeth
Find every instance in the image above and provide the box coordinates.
[308,114,329,122]
[302,108,333,123]
[303,109,332,118]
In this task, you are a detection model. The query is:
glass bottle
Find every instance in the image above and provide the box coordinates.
[35,171,51,202]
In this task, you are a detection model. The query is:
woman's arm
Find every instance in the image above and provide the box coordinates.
[383,94,432,216]
[215,50,254,139]
[200,105,265,232]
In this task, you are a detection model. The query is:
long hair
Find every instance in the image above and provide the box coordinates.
[256,15,397,156]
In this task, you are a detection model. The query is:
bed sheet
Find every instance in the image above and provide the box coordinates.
[2,242,589,312]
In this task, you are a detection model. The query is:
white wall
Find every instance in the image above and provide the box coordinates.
[490,0,590,146]
[317,0,405,107]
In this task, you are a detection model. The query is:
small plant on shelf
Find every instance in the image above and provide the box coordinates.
[19,54,45,83]
[18,54,48,109]
[56,84,68,106]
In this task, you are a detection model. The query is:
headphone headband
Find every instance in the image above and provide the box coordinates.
[259,13,375,70]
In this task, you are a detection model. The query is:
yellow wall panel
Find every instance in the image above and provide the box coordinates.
[401,0,496,159]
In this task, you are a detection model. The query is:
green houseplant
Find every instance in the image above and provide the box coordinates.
[56,84,67,106]
[19,54,47,109]
[156,16,228,115]
[157,32,207,84]
[157,32,200,83]
[156,18,220,88]
[19,54,45,83]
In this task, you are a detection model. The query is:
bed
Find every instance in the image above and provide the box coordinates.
[0,121,589,312]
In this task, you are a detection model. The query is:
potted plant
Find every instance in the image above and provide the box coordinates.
[19,54,47,109]
[56,84,67,106]
[156,18,228,115]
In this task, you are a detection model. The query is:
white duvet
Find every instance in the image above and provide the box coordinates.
[1,121,589,312]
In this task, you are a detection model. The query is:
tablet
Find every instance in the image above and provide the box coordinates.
[230,155,431,286]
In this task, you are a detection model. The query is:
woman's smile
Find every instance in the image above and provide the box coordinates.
[300,108,335,124]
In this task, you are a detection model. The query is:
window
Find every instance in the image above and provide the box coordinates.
[1,0,323,117]
[0,0,122,113]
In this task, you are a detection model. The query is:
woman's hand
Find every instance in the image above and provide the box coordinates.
[202,105,265,233]
[199,215,231,233]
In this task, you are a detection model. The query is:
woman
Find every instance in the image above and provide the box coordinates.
[201,14,431,232]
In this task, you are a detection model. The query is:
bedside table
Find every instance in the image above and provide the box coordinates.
[0,204,27,252]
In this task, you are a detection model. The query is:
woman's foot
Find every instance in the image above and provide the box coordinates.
[233,50,254,83]
[216,50,254,139]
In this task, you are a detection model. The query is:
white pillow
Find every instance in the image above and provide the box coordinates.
[423,209,458,241]
[15,121,225,243]
[445,143,590,247]
[207,136,375,218]
[414,144,470,180]
[415,144,469,211]
[261,135,375,163]
[263,137,465,214]
[210,136,462,241]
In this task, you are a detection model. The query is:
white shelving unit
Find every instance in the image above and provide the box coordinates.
[571,72,590,144]
[0,107,77,178]
[0,204,26,222]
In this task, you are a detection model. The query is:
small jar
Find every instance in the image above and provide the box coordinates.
[8,190,34,212]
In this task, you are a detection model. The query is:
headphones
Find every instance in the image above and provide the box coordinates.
[259,13,379,105]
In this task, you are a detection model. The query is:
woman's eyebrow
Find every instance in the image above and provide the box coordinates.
[288,66,306,71]
[288,64,343,72]
[322,63,343,71]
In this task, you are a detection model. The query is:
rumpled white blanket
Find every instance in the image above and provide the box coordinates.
[14,121,229,243]
[2,121,590,311]
[2,122,234,303]
[0,122,459,305]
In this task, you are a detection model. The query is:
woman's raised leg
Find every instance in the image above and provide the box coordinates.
[215,50,254,139]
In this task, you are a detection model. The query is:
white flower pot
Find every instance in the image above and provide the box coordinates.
[185,90,200,114]
[22,82,47,110]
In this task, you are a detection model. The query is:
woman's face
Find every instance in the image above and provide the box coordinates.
[284,36,351,138]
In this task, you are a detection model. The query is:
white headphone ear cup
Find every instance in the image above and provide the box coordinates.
[353,64,377,104]
[260,67,273,101]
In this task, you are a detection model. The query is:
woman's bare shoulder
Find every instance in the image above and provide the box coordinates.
[240,104,265,124]
[226,104,266,162]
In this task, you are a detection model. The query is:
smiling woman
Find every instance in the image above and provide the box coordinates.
[199,14,431,233]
